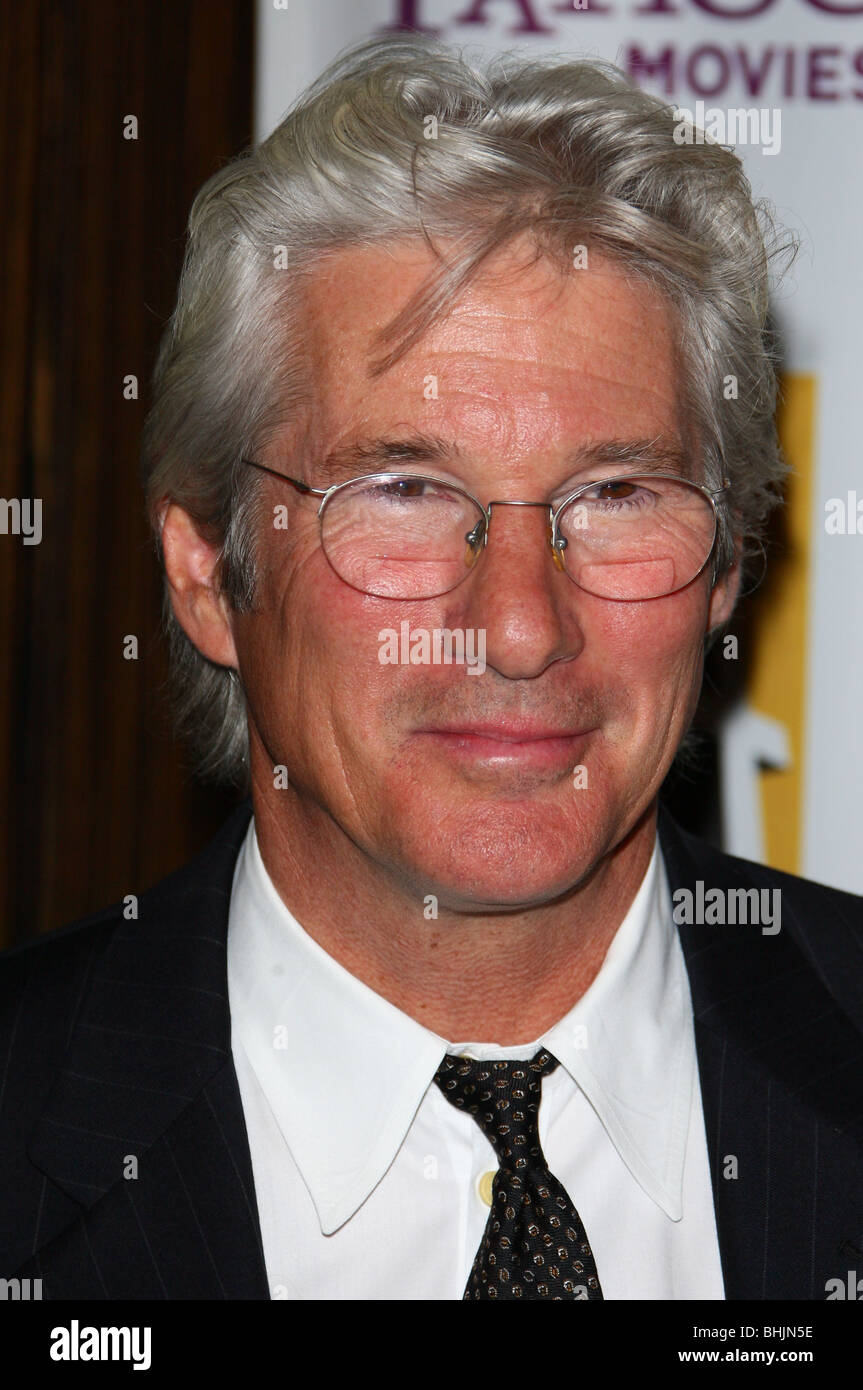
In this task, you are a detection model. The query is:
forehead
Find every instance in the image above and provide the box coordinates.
[296,236,687,462]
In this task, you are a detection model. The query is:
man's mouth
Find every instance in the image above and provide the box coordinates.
[415,721,597,771]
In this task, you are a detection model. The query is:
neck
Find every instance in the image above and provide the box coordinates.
[250,783,657,1046]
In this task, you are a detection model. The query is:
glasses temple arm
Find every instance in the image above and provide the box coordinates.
[241,459,328,497]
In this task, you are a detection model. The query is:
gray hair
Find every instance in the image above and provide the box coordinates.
[142,33,795,788]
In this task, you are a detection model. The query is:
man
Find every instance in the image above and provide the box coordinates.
[2,34,863,1302]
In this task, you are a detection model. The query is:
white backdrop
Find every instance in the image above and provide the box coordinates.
[256,0,863,890]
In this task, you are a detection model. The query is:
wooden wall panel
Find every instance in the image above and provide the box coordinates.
[0,1,253,947]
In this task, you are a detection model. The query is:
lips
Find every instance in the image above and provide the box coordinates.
[416,722,596,773]
[419,721,593,742]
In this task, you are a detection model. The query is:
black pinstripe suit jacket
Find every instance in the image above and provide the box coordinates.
[2,800,863,1300]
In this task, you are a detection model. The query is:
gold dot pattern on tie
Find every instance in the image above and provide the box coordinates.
[433,1049,604,1301]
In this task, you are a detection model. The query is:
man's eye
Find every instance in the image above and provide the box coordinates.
[370,477,435,501]
[591,481,640,501]
[580,481,653,510]
[387,478,427,498]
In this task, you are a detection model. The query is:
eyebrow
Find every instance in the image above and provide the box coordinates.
[312,433,691,487]
[315,434,460,484]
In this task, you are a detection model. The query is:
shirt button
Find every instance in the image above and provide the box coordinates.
[477,1171,495,1206]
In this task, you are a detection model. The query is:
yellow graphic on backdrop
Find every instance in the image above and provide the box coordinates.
[747,374,815,874]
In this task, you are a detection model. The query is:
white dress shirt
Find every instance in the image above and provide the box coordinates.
[227,819,725,1300]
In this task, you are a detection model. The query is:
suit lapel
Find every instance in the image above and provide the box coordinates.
[19,801,267,1299]
[659,808,863,1299]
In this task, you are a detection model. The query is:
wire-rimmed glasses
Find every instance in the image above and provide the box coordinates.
[242,459,729,602]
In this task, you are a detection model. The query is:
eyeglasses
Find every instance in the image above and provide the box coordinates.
[242,459,730,602]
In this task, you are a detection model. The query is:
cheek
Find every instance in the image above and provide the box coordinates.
[276,558,419,743]
[591,589,707,706]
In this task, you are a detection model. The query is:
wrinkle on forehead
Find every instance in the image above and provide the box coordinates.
[291,237,690,477]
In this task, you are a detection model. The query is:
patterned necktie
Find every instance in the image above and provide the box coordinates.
[434,1049,604,1300]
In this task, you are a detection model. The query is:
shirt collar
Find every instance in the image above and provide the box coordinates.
[543,845,694,1221]
[227,823,448,1234]
[227,821,692,1232]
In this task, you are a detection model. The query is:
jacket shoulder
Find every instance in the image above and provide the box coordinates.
[659,807,863,1026]
[0,800,252,1006]
[0,908,122,1044]
[660,809,863,918]
[0,799,253,1080]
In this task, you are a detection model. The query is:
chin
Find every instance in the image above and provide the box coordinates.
[391,796,616,912]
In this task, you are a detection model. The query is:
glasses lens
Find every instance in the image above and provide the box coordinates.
[557,477,717,600]
[320,475,485,599]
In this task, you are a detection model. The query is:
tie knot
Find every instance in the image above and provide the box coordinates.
[433,1050,558,1168]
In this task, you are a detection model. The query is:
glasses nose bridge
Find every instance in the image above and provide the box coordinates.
[486,498,552,514]
[472,498,566,577]
[483,497,555,537]
[480,497,560,553]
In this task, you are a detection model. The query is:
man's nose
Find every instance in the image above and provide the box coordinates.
[458,503,586,680]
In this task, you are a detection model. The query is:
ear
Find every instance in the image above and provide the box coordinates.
[707,536,743,634]
[160,502,239,668]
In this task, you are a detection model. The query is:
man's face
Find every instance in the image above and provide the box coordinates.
[233,239,736,910]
